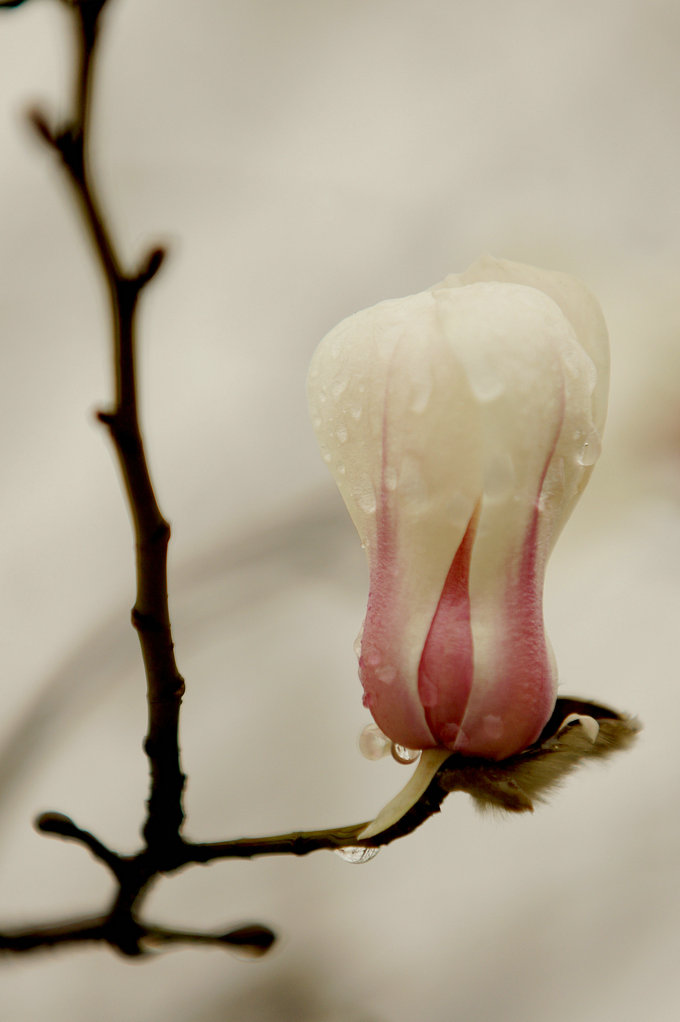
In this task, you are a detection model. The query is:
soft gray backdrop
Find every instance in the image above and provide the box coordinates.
[0,1,678,1020]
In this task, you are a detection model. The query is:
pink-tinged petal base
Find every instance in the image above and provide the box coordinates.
[453,433,560,760]
[453,505,556,759]
[417,506,478,747]
[359,483,436,750]
[360,479,556,759]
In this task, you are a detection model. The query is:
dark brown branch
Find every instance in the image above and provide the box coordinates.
[0,698,637,954]
[0,914,275,959]
[184,823,373,863]
[0,916,109,955]
[30,0,186,853]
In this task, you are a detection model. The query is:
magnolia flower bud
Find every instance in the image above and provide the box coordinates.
[308,256,609,761]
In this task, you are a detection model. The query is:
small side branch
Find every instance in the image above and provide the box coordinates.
[36,812,125,880]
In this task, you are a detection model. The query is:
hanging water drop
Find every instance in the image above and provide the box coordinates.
[359,722,391,760]
[391,743,420,765]
[334,845,380,864]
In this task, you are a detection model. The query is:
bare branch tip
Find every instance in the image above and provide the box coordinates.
[221,924,277,957]
[35,811,77,836]
[96,408,115,427]
[136,246,168,287]
[26,107,55,146]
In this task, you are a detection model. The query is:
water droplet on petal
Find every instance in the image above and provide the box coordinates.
[391,743,420,765]
[384,465,398,491]
[357,490,377,514]
[483,714,504,740]
[335,424,348,443]
[375,664,397,684]
[330,376,349,399]
[359,722,391,760]
[576,430,601,466]
[468,365,504,402]
[353,626,364,660]
[322,452,332,464]
[334,845,380,864]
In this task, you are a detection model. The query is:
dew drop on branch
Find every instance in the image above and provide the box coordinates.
[334,846,381,864]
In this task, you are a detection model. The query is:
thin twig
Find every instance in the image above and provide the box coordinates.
[35,812,125,880]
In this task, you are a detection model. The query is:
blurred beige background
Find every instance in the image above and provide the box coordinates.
[0,0,678,1019]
